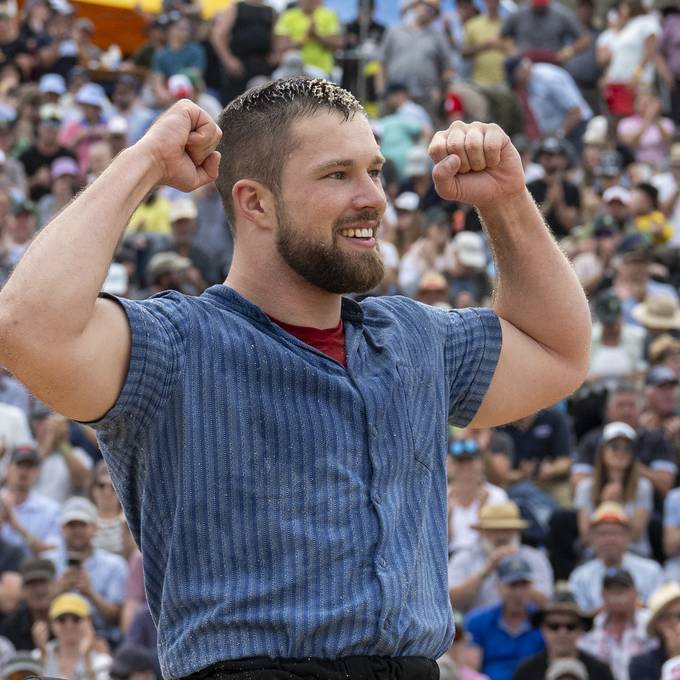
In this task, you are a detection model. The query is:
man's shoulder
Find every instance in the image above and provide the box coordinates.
[624,551,662,575]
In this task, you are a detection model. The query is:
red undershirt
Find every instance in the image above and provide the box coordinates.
[269,316,347,367]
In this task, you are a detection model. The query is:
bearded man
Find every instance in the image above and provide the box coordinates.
[0,78,590,680]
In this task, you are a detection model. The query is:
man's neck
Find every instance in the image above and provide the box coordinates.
[226,250,343,329]
[502,606,527,631]
[606,610,633,633]
[8,487,29,505]
[601,554,624,568]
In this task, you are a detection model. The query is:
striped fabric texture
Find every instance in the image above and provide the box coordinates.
[91,285,502,679]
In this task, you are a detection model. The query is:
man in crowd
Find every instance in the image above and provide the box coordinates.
[578,567,655,680]
[54,496,128,649]
[0,78,590,679]
[511,589,615,680]
[466,555,545,680]
[0,558,55,651]
[569,503,663,610]
[449,501,553,612]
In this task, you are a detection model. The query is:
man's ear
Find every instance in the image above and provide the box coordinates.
[232,179,277,231]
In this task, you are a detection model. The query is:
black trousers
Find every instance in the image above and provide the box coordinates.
[180,656,440,680]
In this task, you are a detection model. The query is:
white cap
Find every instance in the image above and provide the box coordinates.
[61,496,98,525]
[394,192,419,212]
[603,186,631,205]
[453,231,486,269]
[583,115,608,145]
[170,198,198,222]
[602,421,637,445]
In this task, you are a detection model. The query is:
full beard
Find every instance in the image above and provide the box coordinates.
[275,202,385,295]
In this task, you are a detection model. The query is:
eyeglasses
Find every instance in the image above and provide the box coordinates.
[54,613,82,624]
[545,621,579,632]
[449,439,479,457]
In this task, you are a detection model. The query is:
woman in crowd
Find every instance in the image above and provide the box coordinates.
[91,460,132,559]
[573,422,653,556]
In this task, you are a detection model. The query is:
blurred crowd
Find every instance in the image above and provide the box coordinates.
[1,0,680,679]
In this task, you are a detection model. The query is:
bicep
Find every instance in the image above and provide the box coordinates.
[469,318,587,428]
[4,297,131,423]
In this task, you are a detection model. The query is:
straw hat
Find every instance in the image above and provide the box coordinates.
[647,582,680,636]
[633,294,680,330]
[471,501,528,531]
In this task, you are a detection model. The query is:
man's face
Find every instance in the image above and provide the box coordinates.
[541,614,583,657]
[113,83,136,110]
[605,199,630,222]
[602,583,637,618]
[540,152,565,175]
[274,111,387,294]
[481,528,520,552]
[590,523,629,562]
[655,600,680,640]
[9,212,37,244]
[500,580,532,611]
[6,460,39,492]
[607,392,640,426]
[62,520,95,552]
[24,579,54,613]
[38,121,60,146]
[647,382,679,418]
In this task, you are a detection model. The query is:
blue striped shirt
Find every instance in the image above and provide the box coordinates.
[91,285,502,679]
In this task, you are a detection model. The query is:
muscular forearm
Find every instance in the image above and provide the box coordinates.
[480,190,590,374]
[0,145,158,348]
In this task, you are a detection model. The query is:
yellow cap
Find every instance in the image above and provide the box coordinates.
[49,593,91,620]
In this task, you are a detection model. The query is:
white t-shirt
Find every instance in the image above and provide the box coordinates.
[448,483,508,554]
[34,446,93,504]
[602,14,660,83]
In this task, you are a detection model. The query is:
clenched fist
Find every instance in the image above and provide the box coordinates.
[136,99,222,193]
[428,121,525,209]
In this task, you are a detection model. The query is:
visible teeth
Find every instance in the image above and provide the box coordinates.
[340,227,374,238]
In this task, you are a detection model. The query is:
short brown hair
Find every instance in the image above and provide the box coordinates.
[215,78,365,230]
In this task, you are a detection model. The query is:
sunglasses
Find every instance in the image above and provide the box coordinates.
[54,613,82,624]
[449,439,479,457]
[545,621,579,632]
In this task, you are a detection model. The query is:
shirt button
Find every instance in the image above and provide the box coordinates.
[378,557,387,569]
[374,494,382,504]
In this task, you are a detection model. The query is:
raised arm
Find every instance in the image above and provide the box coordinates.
[428,121,590,427]
[0,100,221,422]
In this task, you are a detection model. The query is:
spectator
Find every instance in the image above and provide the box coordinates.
[416,269,450,307]
[466,555,545,680]
[544,658,588,680]
[0,402,33,478]
[629,183,674,245]
[379,0,453,114]
[578,567,655,680]
[0,558,55,651]
[18,103,75,202]
[564,0,601,112]
[461,0,506,87]
[448,501,553,613]
[438,608,491,680]
[573,422,653,557]
[0,445,61,558]
[151,13,206,108]
[4,198,37,269]
[526,137,581,239]
[109,645,156,680]
[500,0,590,65]
[447,433,508,557]
[656,143,680,242]
[273,0,342,79]
[35,593,111,680]
[54,496,128,648]
[640,366,680,447]
[211,0,275,105]
[0,651,41,680]
[36,155,80,228]
[663,489,680,581]
[569,502,663,610]
[143,251,193,297]
[629,581,680,680]
[448,231,491,306]
[656,1,680,124]
[110,75,155,146]
[90,461,129,559]
[512,589,615,680]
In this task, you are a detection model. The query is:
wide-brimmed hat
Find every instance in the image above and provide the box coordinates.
[647,581,680,636]
[471,501,528,530]
[633,294,680,330]
[531,589,594,630]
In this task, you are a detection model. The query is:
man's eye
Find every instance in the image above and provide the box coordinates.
[326,172,346,180]
[369,169,382,179]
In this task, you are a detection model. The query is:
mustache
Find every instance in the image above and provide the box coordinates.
[334,210,382,228]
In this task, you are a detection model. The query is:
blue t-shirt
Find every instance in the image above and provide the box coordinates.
[466,604,545,680]
[151,42,206,79]
[89,286,502,678]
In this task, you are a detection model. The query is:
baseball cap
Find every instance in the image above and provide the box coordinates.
[453,231,486,269]
[168,73,194,100]
[647,366,679,387]
[39,73,66,95]
[583,115,608,146]
[147,252,192,282]
[49,592,91,620]
[51,156,79,179]
[538,136,568,156]
[418,270,448,292]
[601,421,636,445]
[497,555,533,584]
[603,186,631,205]
[75,82,107,108]
[20,557,56,584]
[394,191,420,212]
[10,445,39,464]
[170,198,197,222]
[60,496,98,525]
[594,289,622,324]
[108,115,128,136]
[603,566,635,589]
